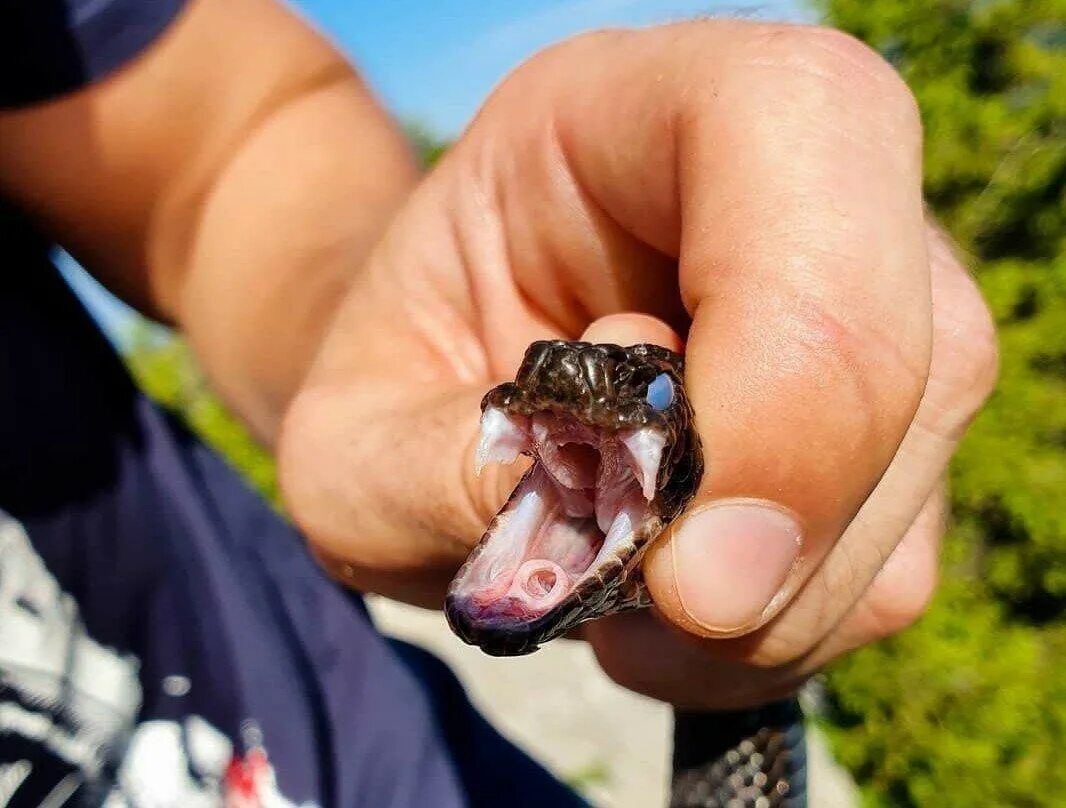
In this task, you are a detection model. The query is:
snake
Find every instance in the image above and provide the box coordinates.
[446,340,807,808]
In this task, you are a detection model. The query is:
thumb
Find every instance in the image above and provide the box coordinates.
[580,314,804,642]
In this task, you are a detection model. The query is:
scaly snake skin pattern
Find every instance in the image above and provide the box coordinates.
[447,341,807,807]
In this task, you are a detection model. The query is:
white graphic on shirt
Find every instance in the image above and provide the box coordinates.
[0,509,141,789]
[0,760,31,803]
[0,509,316,807]
[103,717,313,808]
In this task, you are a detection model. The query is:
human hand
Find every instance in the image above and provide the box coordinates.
[277,20,997,708]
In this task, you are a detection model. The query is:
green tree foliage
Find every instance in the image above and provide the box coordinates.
[404,121,450,169]
[815,0,1066,803]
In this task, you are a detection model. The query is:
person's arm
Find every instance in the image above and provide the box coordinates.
[0,0,417,444]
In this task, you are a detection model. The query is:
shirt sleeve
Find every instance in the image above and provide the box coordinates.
[0,0,188,108]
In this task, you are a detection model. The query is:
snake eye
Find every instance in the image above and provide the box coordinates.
[646,373,674,411]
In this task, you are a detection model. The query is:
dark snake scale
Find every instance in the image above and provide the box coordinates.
[446,341,807,807]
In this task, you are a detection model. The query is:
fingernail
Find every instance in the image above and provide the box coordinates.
[671,499,802,633]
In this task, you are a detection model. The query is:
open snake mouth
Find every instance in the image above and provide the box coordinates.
[446,340,701,656]
[445,406,667,655]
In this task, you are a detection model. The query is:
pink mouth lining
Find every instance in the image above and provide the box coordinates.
[452,408,665,621]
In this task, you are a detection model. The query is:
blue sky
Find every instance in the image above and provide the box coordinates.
[290,0,811,136]
[70,0,813,343]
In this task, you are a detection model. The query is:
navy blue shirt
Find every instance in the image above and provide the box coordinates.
[0,3,584,805]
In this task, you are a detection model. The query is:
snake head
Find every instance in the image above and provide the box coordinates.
[446,340,703,656]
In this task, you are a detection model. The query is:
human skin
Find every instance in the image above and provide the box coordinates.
[0,0,418,442]
[0,0,997,710]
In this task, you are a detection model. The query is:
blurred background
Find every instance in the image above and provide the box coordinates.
[64,0,1065,805]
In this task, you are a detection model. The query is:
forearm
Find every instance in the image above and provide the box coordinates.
[170,70,418,443]
[0,0,417,444]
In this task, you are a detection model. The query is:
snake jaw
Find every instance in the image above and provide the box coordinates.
[447,408,665,654]
[447,341,702,657]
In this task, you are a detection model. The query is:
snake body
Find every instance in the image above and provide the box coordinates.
[446,340,806,807]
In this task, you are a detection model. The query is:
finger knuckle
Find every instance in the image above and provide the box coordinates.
[783,295,929,430]
[742,24,920,131]
[944,283,999,405]
[927,273,1000,437]
[781,25,911,95]
[520,27,632,77]
[868,562,939,638]
[864,521,942,639]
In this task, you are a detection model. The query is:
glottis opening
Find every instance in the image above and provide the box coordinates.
[446,407,666,649]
